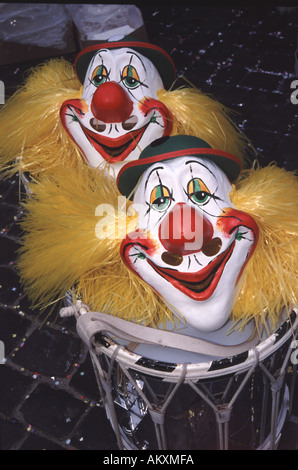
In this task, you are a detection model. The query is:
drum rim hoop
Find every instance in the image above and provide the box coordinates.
[92,308,298,381]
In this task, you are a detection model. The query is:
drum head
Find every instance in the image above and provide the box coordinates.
[117,316,256,364]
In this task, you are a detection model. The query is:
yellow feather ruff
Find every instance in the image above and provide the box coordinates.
[0,58,255,181]
[0,59,84,179]
[17,161,298,331]
[230,162,298,330]
[18,165,173,327]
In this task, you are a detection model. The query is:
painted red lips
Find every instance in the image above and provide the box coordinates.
[121,207,259,303]
[146,241,236,301]
[60,97,173,164]
[81,123,149,163]
[121,235,236,301]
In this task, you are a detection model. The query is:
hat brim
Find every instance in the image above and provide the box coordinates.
[117,147,242,200]
[74,40,176,90]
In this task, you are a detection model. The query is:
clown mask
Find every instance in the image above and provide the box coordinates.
[60,39,175,177]
[118,136,259,332]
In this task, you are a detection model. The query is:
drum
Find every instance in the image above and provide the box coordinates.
[73,305,298,451]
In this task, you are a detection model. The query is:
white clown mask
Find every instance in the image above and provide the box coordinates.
[60,38,175,177]
[118,136,259,332]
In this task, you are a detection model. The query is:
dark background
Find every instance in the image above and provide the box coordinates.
[0,4,297,451]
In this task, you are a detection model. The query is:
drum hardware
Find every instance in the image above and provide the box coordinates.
[288,359,297,419]
[185,348,259,451]
[60,299,90,317]
[61,303,298,450]
[113,372,148,435]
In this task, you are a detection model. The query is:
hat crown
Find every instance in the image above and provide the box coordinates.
[117,135,242,200]
[139,135,212,161]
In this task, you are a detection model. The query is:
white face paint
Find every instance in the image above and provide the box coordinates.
[121,157,259,332]
[60,48,172,177]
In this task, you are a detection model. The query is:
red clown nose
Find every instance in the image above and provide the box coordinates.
[91,81,133,123]
[159,203,213,255]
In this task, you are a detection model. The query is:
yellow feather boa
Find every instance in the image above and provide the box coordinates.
[17,162,298,331]
[0,58,254,180]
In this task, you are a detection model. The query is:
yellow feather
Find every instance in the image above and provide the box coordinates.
[8,60,296,331]
[17,161,298,331]
[0,59,84,179]
[17,165,172,327]
[230,162,298,330]
[0,58,255,182]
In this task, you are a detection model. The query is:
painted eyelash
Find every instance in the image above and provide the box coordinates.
[144,171,174,229]
[129,249,146,263]
[187,164,222,202]
[149,112,166,128]
[182,192,227,221]
[68,104,85,116]
[144,200,172,233]
[126,54,148,88]
[89,66,111,87]
[118,64,149,90]
[144,200,151,216]
[156,172,174,200]
[88,75,111,87]
[83,81,92,93]
[235,230,253,242]
[183,187,221,204]
[156,170,162,186]
[125,79,149,89]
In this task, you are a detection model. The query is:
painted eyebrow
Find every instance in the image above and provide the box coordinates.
[144,166,165,192]
[91,50,111,68]
[88,52,106,74]
[84,53,102,92]
[126,51,147,73]
[184,159,217,181]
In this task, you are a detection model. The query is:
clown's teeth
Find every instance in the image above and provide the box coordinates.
[90,118,106,132]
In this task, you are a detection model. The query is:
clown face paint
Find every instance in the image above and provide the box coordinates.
[121,157,259,332]
[60,48,172,176]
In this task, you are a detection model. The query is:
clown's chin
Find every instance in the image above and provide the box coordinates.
[163,292,236,333]
[129,245,252,333]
